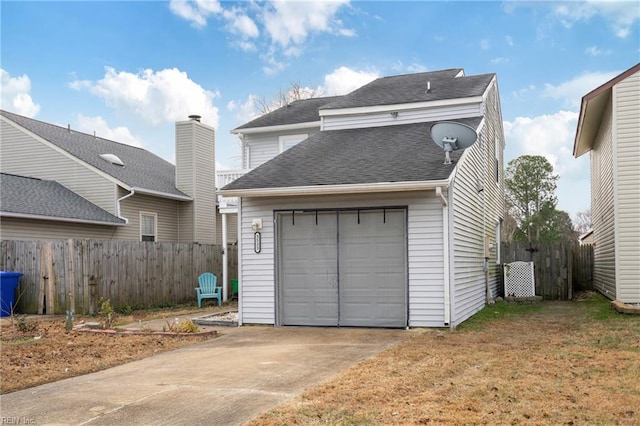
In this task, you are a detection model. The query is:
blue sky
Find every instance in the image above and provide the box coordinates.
[1,1,638,220]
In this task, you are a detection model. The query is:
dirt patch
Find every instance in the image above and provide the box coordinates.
[0,304,227,394]
[250,294,640,425]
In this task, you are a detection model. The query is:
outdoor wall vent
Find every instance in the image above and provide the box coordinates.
[100,153,124,167]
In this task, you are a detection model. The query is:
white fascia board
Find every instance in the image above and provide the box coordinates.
[230,121,320,135]
[318,96,483,117]
[218,179,451,198]
[0,115,131,191]
[131,187,193,201]
[0,212,126,226]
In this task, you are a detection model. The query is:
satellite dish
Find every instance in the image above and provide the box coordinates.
[430,121,478,164]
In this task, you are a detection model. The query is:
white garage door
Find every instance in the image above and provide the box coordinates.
[277,208,407,328]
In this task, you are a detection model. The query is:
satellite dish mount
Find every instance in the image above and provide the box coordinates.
[430,121,478,165]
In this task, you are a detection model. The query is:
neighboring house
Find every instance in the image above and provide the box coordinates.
[0,110,229,245]
[573,62,640,304]
[578,229,594,245]
[218,68,505,328]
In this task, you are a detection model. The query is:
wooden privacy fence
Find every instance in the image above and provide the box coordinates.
[501,242,593,300]
[0,239,238,315]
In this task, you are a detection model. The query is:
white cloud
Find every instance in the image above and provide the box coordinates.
[391,61,428,74]
[0,69,40,117]
[503,111,589,216]
[542,70,620,108]
[584,45,611,56]
[321,66,378,96]
[70,66,219,127]
[490,57,509,64]
[169,0,352,74]
[480,39,490,50]
[551,0,639,38]
[76,114,143,147]
[505,35,514,46]
[262,0,351,49]
[228,94,260,125]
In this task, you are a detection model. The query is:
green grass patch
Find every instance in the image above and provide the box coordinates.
[576,292,630,321]
[457,300,543,331]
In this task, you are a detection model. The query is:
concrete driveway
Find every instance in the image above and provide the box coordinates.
[1,326,408,425]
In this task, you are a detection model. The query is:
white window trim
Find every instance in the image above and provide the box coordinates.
[494,137,500,187]
[279,134,307,153]
[495,219,502,265]
[140,211,158,242]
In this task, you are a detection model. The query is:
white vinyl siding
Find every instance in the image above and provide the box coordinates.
[591,102,616,299]
[244,127,319,169]
[0,119,117,214]
[279,134,307,152]
[450,82,504,327]
[613,71,640,303]
[322,102,483,131]
[238,191,445,327]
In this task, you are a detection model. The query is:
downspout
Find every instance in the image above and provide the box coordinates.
[436,186,450,327]
[116,189,135,224]
[222,212,228,302]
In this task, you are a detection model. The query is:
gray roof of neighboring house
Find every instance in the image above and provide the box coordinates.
[233,96,342,131]
[0,173,125,224]
[1,110,189,198]
[321,69,494,109]
[223,117,483,190]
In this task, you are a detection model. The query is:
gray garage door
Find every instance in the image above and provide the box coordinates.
[278,208,407,328]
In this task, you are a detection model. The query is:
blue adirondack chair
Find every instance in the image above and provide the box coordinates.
[195,272,222,307]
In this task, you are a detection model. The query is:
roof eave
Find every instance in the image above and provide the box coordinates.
[0,212,126,226]
[231,121,321,135]
[318,96,484,116]
[131,187,193,201]
[218,179,452,198]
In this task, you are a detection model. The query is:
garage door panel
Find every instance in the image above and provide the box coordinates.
[279,212,338,326]
[339,210,407,328]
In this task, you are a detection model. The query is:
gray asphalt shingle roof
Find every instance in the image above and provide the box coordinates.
[0,173,125,224]
[321,69,494,109]
[1,110,188,198]
[223,117,483,190]
[233,96,341,130]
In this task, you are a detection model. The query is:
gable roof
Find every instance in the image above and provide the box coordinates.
[233,96,342,131]
[573,62,640,157]
[221,116,483,195]
[0,110,190,199]
[320,69,494,110]
[0,173,125,225]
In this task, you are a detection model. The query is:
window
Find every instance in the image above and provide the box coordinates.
[495,220,502,264]
[494,137,500,185]
[140,212,157,242]
[279,134,307,153]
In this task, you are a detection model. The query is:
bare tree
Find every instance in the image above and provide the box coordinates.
[256,80,320,114]
[573,208,592,234]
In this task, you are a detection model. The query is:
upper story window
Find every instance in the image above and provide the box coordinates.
[140,212,157,242]
[279,134,307,153]
[494,137,500,185]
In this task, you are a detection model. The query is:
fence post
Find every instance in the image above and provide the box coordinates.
[567,244,573,300]
[89,276,97,315]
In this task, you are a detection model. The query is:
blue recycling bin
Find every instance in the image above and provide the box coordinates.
[0,271,23,317]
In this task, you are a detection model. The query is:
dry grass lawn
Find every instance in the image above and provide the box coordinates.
[250,293,640,425]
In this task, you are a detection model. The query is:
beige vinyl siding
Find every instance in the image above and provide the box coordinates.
[244,127,319,169]
[1,119,117,214]
[613,71,640,303]
[116,190,180,241]
[591,100,616,299]
[177,202,194,243]
[238,191,445,326]
[175,120,216,243]
[322,102,483,131]
[0,217,120,240]
[451,81,504,326]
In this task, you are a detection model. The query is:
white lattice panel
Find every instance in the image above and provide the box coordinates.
[504,261,536,297]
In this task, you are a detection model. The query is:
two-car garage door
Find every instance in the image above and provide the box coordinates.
[277,208,407,328]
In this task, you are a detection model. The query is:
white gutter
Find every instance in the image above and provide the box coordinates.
[231,121,320,135]
[116,189,135,224]
[131,187,193,201]
[222,212,228,302]
[441,193,451,327]
[219,179,451,198]
[0,212,126,226]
